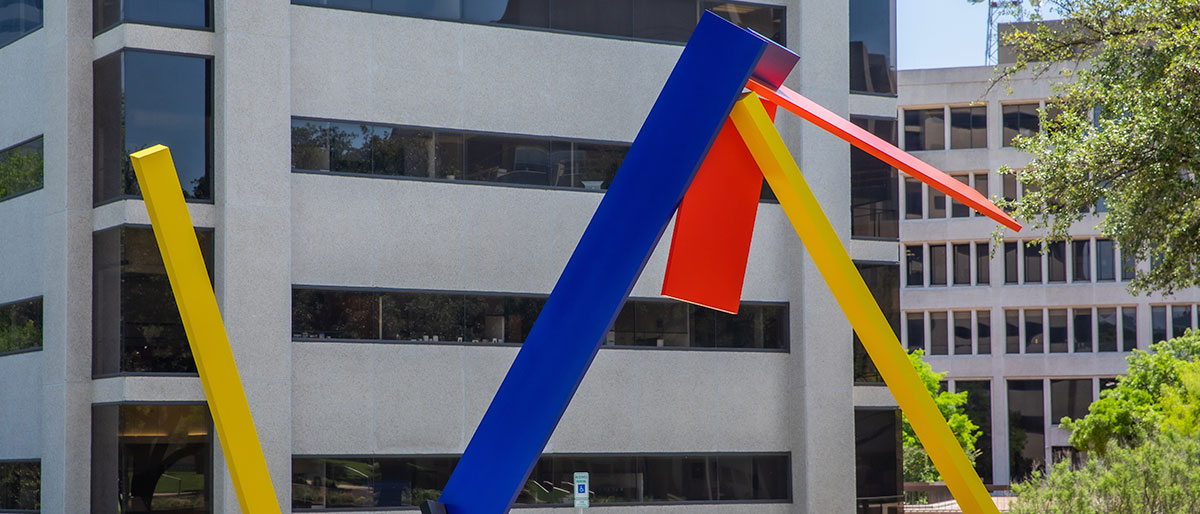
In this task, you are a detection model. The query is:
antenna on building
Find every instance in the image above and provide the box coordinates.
[973,0,1023,65]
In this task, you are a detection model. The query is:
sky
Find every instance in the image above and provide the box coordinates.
[897,0,994,70]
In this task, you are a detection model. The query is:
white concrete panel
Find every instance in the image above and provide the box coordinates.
[0,351,42,459]
[0,29,45,147]
[0,191,44,303]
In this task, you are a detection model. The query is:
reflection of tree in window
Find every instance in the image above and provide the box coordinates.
[0,137,43,200]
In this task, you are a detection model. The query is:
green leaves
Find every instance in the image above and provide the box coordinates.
[902,350,981,482]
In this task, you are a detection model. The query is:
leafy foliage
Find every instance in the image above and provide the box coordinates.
[0,142,42,199]
[993,0,1200,294]
[902,350,981,482]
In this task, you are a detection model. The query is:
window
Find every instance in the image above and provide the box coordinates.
[854,262,899,382]
[1152,305,1167,344]
[1122,306,1137,351]
[1047,241,1066,283]
[1095,239,1116,281]
[849,0,895,95]
[977,310,991,354]
[972,172,989,216]
[953,243,970,285]
[92,403,212,513]
[1005,310,1019,354]
[1120,249,1136,281]
[854,409,902,513]
[293,288,788,350]
[0,136,43,201]
[905,245,923,287]
[1007,380,1045,482]
[0,297,41,355]
[1097,307,1117,352]
[0,460,39,511]
[0,0,41,49]
[93,226,215,376]
[953,311,972,355]
[1024,309,1043,353]
[1048,309,1067,353]
[906,312,924,352]
[903,108,944,151]
[1002,173,1018,203]
[929,244,946,286]
[1073,309,1092,353]
[928,186,946,218]
[955,381,992,484]
[1004,242,1018,284]
[904,178,922,219]
[929,311,948,355]
[1050,379,1092,424]
[94,50,212,204]
[292,453,790,508]
[94,0,211,35]
[850,117,899,239]
[1023,243,1042,284]
[1072,240,1091,282]
[976,242,990,285]
[1002,103,1040,146]
[950,174,970,218]
[950,106,987,149]
[292,0,785,45]
[1172,305,1193,338]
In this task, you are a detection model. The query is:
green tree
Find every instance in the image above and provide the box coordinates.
[991,0,1200,294]
[0,143,42,199]
[902,350,981,482]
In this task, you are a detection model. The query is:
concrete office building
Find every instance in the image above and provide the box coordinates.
[0,0,909,512]
[896,62,1200,487]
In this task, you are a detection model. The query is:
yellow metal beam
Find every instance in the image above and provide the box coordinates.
[129,145,281,514]
[728,94,999,514]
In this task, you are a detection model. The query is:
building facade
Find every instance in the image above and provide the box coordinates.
[0,0,908,512]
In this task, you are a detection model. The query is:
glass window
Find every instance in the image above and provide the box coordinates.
[385,0,465,20]
[94,50,213,204]
[92,404,212,514]
[972,172,988,216]
[1005,309,1020,354]
[976,310,991,354]
[956,380,992,484]
[953,243,970,285]
[950,174,970,217]
[0,0,42,49]
[93,226,215,376]
[975,242,990,285]
[95,0,211,35]
[854,409,902,505]
[1096,239,1116,281]
[1002,103,1040,146]
[1023,243,1042,284]
[950,106,987,149]
[1121,306,1137,352]
[0,136,43,201]
[848,0,895,95]
[904,178,922,219]
[704,2,785,45]
[1120,249,1136,281]
[1152,305,1167,344]
[906,312,924,352]
[1072,240,1091,282]
[905,245,923,287]
[690,302,788,349]
[929,244,946,286]
[464,134,554,186]
[953,311,972,355]
[291,289,382,340]
[929,311,948,355]
[551,0,633,37]
[903,108,944,151]
[1048,309,1067,353]
[0,460,39,511]
[849,117,898,240]
[631,0,695,42]
[1004,242,1018,284]
[1097,307,1117,352]
[928,187,946,218]
[1007,379,1045,482]
[1172,305,1192,338]
[1050,379,1092,424]
[291,119,330,171]
[854,261,899,382]
[330,121,378,174]
[1024,309,1043,353]
[1047,242,1066,283]
[1073,309,1092,353]
[0,297,42,355]
[1002,173,1018,203]
[574,142,627,191]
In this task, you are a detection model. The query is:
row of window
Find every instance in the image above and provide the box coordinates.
[1001,377,1116,480]
[0,0,40,50]
[0,460,38,512]
[0,136,42,202]
[905,306,1137,356]
[1151,304,1200,343]
[905,238,1135,288]
[903,102,1044,151]
[903,171,1000,220]
[292,0,783,45]
[93,0,211,35]
[294,287,789,350]
[0,296,41,356]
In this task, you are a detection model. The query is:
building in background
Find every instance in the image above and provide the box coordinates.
[0,0,908,512]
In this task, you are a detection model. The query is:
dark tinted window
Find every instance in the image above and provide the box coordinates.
[1120,249,1136,281]
[1152,305,1167,345]
[1047,241,1066,282]
[905,245,923,287]
[848,0,894,95]
[92,404,212,513]
[950,106,987,149]
[1002,103,1039,147]
[1073,309,1092,352]
[0,136,43,201]
[953,311,971,355]
[929,244,946,286]
[904,177,922,219]
[1050,379,1092,424]
[94,0,211,34]
[956,380,992,484]
[1048,309,1067,353]
[1172,305,1192,338]
[1007,379,1044,481]
[1023,243,1041,284]
[0,460,38,511]
[1024,309,1043,353]
[1096,239,1116,281]
[93,50,212,204]
[928,186,946,218]
[1002,173,1018,203]
[1097,307,1117,352]
[854,262,899,382]
[950,174,970,217]
[551,0,632,36]
[1072,240,1091,282]
[977,309,990,354]
[854,409,901,504]
[849,117,898,239]
[953,243,970,285]
[975,242,989,285]
[1005,309,1019,354]
[929,311,947,355]
[1004,242,1017,284]
[1121,306,1137,351]
[0,0,41,49]
[704,2,784,44]
[0,297,41,355]
[903,108,944,151]
[972,172,988,215]
[93,226,215,376]
[906,312,924,352]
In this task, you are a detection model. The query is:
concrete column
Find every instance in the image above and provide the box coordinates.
[39,0,95,512]
[212,0,293,512]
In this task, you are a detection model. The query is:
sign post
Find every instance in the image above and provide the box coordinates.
[573,472,589,509]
